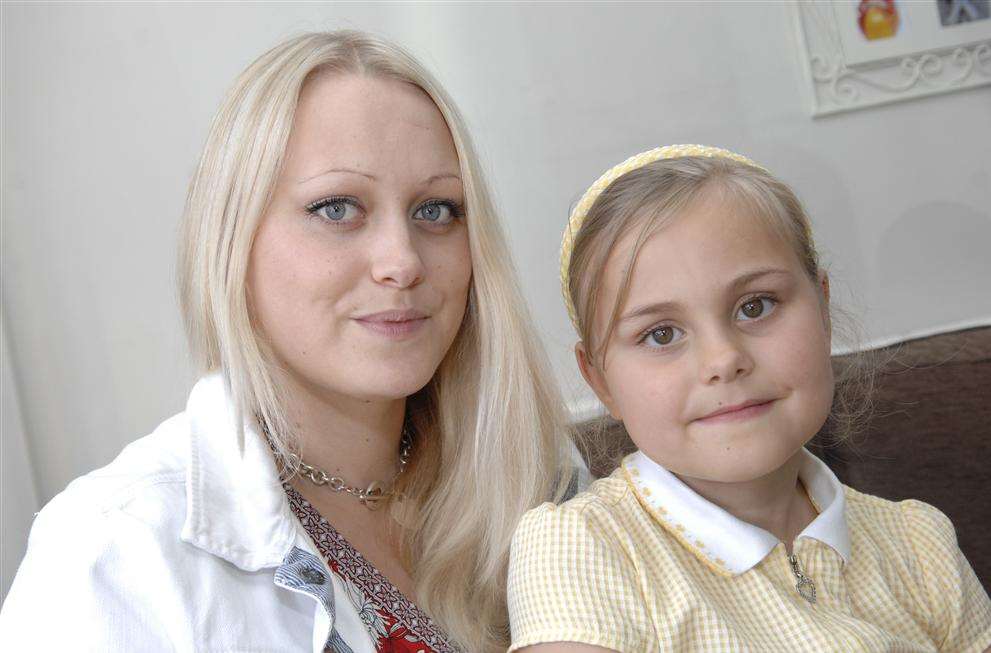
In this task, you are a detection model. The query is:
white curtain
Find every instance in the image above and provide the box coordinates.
[1,309,40,602]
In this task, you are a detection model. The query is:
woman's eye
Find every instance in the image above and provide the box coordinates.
[414,200,462,225]
[737,296,777,321]
[644,325,685,348]
[306,197,360,223]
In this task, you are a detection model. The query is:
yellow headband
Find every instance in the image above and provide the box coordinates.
[560,144,766,330]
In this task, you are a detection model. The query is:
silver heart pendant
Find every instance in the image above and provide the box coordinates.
[795,576,817,604]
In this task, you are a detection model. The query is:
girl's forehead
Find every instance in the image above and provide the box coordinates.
[614,195,798,279]
[592,197,805,331]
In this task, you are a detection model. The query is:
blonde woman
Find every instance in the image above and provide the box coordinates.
[0,31,574,652]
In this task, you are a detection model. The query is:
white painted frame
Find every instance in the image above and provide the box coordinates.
[792,0,991,117]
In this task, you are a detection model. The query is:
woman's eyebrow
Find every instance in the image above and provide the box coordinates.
[296,169,461,186]
[418,172,462,187]
[298,166,377,184]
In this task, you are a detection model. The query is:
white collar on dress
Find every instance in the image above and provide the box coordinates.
[622,447,850,576]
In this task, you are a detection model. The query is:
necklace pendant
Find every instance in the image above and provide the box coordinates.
[795,575,817,604]
[266,418,414,511]
[360,481,387,510]
[788,554,817,604]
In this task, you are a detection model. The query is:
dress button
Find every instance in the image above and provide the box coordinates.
[300,567,326,585]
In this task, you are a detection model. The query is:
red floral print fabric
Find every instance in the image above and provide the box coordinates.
[285,484,460,653]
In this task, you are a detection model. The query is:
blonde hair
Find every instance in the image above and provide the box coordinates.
[566,155,874,444]
[178,30,570,651]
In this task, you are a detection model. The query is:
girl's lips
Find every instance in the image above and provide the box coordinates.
[694,399,776,424]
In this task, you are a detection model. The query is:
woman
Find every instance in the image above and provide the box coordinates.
[0,31,574,652]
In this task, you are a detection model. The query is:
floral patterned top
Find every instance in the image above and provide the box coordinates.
[285,484,461,653]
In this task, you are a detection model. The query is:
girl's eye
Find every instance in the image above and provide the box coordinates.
[643,325,685,348]
[306,197,361,223]
[737,296,777,321]
[413,200,463,225]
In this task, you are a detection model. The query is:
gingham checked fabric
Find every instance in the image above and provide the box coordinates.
[508,456,991,652]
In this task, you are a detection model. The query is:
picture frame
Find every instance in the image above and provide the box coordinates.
[792,0,991,116]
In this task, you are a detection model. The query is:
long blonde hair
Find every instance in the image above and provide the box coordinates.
[178,30,570,651]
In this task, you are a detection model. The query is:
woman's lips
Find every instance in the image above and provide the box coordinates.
[693,399,776,424]
[353,309,429,339]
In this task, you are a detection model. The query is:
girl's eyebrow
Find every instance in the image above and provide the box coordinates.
[620,267,792,323]
[620,300,681,324]
[730,267,792,289]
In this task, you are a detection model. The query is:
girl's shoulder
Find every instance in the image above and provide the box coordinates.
[508,469,657,652]
[842,484,972,577]
[517,468,639,535]
[843,486,991,648]
[842,484,957,548]
[511,466,669,579]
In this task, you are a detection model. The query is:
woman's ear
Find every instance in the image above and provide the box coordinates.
[575,342,622,421]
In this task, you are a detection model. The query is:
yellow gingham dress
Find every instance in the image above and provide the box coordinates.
[508,449,991,652]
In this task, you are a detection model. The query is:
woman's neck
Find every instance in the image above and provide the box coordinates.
[281,375,407,491]
[675,451,818,551]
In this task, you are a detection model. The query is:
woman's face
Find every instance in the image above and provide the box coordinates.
[579,195,834,484]
[248,73,471,405]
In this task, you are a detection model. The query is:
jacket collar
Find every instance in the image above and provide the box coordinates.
[180,373,298,571]
[622,447,851,576]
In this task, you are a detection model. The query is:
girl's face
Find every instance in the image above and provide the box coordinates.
[248,73,471,405]
[578,194,834,484]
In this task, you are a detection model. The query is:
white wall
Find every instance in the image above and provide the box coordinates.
[3,2,990,587]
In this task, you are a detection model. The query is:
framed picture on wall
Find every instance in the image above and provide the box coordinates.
[792,0,991,116]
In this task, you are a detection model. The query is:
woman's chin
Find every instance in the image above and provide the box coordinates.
[335,371,436,403]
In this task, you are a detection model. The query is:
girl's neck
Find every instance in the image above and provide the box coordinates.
[281,374,407,491]
[674,451,818,552]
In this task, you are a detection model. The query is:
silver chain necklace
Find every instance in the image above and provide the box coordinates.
[263,420,413,511]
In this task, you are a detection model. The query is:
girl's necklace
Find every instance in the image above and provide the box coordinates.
[263,420,413,511]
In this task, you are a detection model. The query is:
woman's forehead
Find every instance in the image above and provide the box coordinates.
[285,73,460,183]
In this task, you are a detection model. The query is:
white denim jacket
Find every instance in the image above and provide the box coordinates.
[0,374,376,652]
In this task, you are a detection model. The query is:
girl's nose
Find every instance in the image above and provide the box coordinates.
[697,330,754,385]
[369,217,425,289]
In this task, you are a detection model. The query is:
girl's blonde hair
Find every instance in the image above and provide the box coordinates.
[178,30,570,651]
[566,155,874,444]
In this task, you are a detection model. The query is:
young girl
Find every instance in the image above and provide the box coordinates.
[507,145,991,652]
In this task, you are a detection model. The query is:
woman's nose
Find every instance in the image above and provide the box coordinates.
[369,217,425,289]
[697,329,754,385]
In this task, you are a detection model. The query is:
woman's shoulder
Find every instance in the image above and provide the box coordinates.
[1,406,324,652]
[47,412,189,518]
[27,411,191,562]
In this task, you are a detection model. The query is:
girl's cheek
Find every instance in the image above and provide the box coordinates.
[777,316,834,394]
[613,366,685,426]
